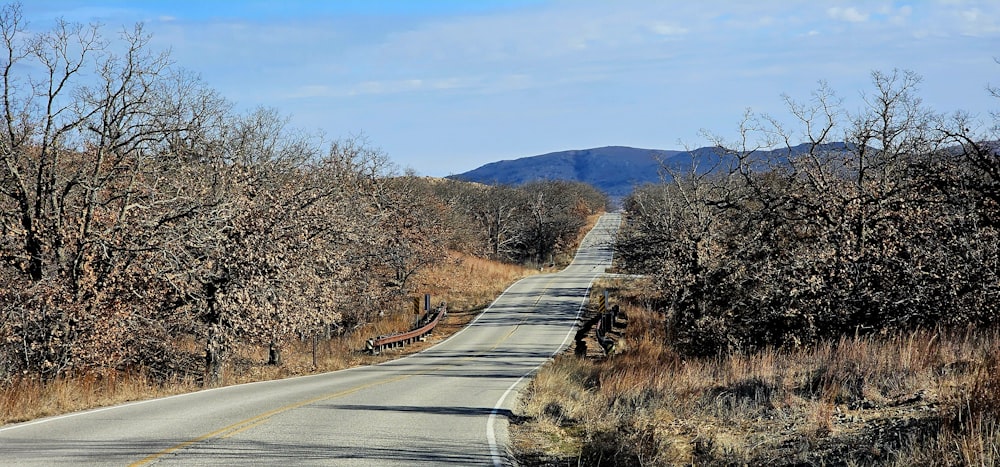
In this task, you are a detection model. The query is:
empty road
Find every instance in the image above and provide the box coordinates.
[0,213,620,466]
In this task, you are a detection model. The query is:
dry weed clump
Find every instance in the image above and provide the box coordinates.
[512,296,1000,466]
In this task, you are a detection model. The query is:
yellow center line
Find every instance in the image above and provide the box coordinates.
[135,276,564,464]
[485,276,558,352]
[219,417,270,440]
[489,318,527,352]
[129,373,412,466]
[533,276,558,306]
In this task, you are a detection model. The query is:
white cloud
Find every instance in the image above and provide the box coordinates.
[955,7,1000,36]
[287,85,335,99]
[649,22,689,36]
[827,6,869,22]
[890,5,913,25]
[350,79,425,97]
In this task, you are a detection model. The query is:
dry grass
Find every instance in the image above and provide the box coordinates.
[512,279,1000,466]
[1,371,199,425]
[416,250,540,313]
[1,248,539,426]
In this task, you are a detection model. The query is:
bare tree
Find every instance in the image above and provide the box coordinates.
[0,3,465,388]
[618,70,999,356]
[0,4,230,378]
[520,180,606,265]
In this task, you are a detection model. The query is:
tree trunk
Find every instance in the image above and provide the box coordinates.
[205,324,223,387]
[311,335,318,369]
[267,341,282,366]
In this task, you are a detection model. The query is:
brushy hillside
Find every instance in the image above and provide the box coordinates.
[0,248,540,426]
[0,174,605,425]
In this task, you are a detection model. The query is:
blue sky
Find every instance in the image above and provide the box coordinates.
[20,1,1000,176]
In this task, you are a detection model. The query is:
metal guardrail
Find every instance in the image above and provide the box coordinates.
[366,303,447,355]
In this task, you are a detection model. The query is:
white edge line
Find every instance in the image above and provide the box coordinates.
[0,277,527,435]
[487,214,617,466]
[0,380,234,433]
[486,281,595,467]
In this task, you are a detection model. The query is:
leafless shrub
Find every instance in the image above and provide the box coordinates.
[513,295,1000,466]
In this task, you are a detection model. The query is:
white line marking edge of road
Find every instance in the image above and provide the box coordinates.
[0,274,529,434]
[486,213,618,466]
[485,282,594,467]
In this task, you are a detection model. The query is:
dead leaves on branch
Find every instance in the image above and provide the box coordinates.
[0,4,439,383]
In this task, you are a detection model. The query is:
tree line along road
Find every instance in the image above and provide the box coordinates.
[0,212,621,466]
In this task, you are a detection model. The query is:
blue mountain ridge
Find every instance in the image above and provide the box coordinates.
[448,143,851,199]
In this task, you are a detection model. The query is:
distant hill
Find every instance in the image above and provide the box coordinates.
[448,146,677,199]
[449,143,852,199]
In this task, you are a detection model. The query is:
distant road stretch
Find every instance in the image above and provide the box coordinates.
[0,212,621,466]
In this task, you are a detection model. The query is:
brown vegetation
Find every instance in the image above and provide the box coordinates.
[617,70,999,355]
[0,3,608,425]
[514,69,1000,465]
[512,279,1000,466]
[0,246,541,425]
[427,178,609,265]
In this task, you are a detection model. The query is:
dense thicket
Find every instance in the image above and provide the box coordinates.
[617,70,1000,356]
[426,178,608,265]
[0,5,443,384]
[0,4,608,385]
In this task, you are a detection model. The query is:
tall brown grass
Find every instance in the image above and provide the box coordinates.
[416,250,539,314]
[1,371,199,425]
[513,280,1000,466]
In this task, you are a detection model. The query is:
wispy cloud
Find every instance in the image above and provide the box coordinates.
[20,0,1000,176]
[957,7,1000,35]
[827,6,869,23]
[649,22,689,36]
[888,5,913,25]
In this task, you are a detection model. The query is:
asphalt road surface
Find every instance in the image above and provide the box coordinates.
[0,212,620,466]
